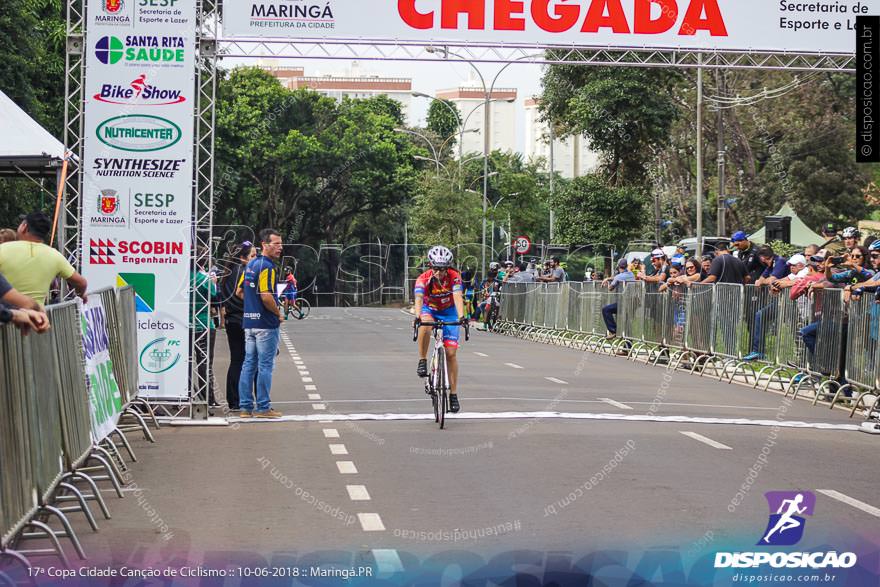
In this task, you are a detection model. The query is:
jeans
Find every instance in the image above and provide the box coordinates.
[225,321,255,409]
[800,321,819,355]
[602,303,618,334]
[239,328,280,413]
[751,304,777,354]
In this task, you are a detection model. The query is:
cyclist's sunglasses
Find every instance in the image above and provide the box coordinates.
[430,265,449,272]
[871,253,880,258]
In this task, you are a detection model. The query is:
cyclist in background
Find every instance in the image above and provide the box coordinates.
[414,245,465,413]
[282,269,298,320]
[461,269,475,321]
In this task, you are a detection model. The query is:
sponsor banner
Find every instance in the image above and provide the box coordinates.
[80,296,124,442]
[82,0,196,399]
[222,0,866,55]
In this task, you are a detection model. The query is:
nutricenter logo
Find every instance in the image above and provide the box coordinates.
[714,490,857,571]
[94,35,186,66]
[96,115,181,152]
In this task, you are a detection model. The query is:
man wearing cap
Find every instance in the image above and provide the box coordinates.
[731,231,763,284]
[0,211,88,306]
[637,249,671,283]
[601,259,635,338]
[786,254,809,279]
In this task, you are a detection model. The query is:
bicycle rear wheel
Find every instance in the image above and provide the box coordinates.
[436,349,447,429]
[295,299,311,319]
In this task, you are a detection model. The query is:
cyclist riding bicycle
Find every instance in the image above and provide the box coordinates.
[282,269,298,319]
[414,245,466,413]
[461,269,475,321]
[473,261,502,324]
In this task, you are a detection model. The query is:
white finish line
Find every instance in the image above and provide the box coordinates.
[229,411,862,431]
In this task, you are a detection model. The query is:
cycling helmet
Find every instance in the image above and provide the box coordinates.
[869,240,880,252]
[489,262,501,271]
[842,226,860,239]
[427,245,454,268]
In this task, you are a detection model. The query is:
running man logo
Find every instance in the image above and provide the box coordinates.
[116,273,155,313]
[759,491,816,546]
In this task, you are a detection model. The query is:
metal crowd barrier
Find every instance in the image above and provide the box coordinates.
[495,280,878,420]
[0,289,149,572]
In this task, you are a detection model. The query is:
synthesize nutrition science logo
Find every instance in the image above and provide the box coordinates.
[94,74,186,106]
[94,35,185,66]
[96,115,181,152]
[714,491,857,571]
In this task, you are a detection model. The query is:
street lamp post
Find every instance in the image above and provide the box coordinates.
[426,46,541,281]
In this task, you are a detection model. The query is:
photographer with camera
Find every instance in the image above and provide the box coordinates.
[824,246,873,287]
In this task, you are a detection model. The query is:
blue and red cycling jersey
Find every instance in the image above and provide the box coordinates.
[414,269,462,311]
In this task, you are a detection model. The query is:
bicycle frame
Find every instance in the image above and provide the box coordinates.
[412,318,469,428]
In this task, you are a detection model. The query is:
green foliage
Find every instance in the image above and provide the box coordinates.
[409,177,483,246]
[551,174,647,249]
[767,240,799,259]
[540,64,681,185]
[426,99,460,148]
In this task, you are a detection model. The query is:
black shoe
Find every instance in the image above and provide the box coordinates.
[449,394,460,413]
[417,359,428,378]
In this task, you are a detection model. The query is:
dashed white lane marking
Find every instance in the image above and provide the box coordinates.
[680,431,733,450]
[302,377,313,383]
[304,384,317,391]
[323,428,339,438]
[504,362,524,369]
[346,485,371,501]
[545,377,569,385]
[308,393,321,400]
[357,513,385,532]
[230,412,861,431]
[336,461,358,474]
[299,371,311,376]
[474,352,489,357]
[312,403,326,410]
[817,490,880,518]
[372,549,404,578]
[599,398,633,410]
[329,444,348,455]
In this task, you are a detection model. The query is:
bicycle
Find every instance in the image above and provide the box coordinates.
[412,318,469,429]
[286,297,311,320]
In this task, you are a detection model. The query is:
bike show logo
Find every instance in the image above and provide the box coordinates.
[92,156,186,179]
[94,74,186,106]
[714,491,857,571]
[89,188,127,227]
[139,337,181,374]
[88,238,185,266]
[96,115,181,152]
[116,272,156,312]
[95,0,132,26]
[94,35,186,66]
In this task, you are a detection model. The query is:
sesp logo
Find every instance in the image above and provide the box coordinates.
[139,337,181,374]
[759,491,816,546]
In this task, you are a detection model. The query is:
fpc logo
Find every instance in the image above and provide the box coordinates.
[759,491,816,546]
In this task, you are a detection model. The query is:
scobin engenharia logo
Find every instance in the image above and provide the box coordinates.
[714,491,857,570]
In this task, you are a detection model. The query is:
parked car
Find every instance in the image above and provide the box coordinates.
[677,237,730,257]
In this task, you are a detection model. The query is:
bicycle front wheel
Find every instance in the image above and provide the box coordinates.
[436,348,447,429]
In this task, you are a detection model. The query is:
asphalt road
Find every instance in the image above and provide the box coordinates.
[50,307,879,583]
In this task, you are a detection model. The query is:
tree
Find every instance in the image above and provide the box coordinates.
[409,176,483,246]
[540,63,681,185]
[552,174,647,249]
[426,99,461,155]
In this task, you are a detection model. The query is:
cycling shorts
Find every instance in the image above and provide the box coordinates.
[419,306,460,348]
[283,289,298,301]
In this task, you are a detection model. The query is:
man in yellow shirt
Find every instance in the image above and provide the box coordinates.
[0,211,87,306]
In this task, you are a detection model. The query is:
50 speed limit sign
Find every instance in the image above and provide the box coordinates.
[513,236,531,255]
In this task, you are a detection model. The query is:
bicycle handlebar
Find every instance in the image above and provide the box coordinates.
[412,318,470,342]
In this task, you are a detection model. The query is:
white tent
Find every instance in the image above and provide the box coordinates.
[0,89,67,177]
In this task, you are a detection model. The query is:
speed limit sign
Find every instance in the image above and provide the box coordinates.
[513,236,531,255]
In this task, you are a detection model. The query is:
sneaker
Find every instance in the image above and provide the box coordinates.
[743,352,764,361]
[449,394,460,413]
[417,359,428,378]
[239,411,253,418]
[255,409,283,419]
